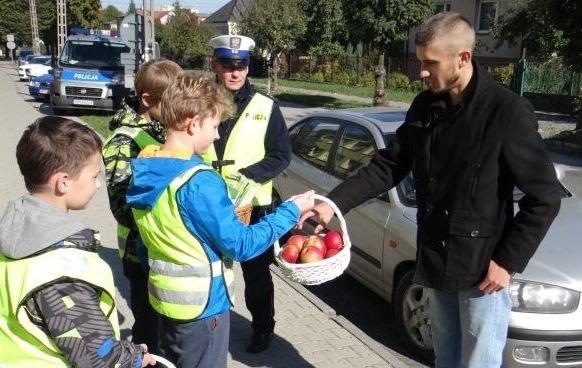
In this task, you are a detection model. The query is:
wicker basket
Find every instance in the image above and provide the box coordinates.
[235,203,253,225]
[150,354,176,368]
[274,194,351,285]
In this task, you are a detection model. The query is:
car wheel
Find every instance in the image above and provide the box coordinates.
[393,269,435,363]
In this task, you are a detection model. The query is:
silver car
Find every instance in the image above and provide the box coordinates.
[273,107,582,367]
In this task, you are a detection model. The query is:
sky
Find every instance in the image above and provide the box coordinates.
[100,0,231,15]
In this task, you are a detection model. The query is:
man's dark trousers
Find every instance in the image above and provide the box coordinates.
[241,205,275,336]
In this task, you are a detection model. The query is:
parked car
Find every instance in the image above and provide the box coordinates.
[273,107,582,367]
[18,56,51,81]
[16,49,34,66]
[28,73,54,101]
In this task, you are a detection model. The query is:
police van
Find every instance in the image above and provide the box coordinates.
[49,31,131,114]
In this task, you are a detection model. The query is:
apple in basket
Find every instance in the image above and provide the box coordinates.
[280,244,300,263]
[325,248,342,259]
[285,234,306,252]
[300,246,325,263]
[303,235,327,254]
[323,230,343,251]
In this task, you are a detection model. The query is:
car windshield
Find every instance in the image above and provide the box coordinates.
[59,40,130,69]
[28,56,49,64]
[19,51,34,59]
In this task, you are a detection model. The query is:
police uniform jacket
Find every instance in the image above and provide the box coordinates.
[327,61,563,292]
[214,79,291,188]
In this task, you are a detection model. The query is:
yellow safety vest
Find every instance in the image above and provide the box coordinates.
[0,247,119,367]
[201,92,274,206]
[132,165,235,321]
[103,126,161,262]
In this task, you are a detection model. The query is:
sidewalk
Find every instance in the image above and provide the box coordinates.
[0,61,408,368]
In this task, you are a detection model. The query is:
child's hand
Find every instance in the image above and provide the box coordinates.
[289,190,315,214]
[139,344,156,367]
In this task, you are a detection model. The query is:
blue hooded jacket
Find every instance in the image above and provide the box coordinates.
[126,151,299,318]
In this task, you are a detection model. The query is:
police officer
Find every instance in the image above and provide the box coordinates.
[203,35,291,353]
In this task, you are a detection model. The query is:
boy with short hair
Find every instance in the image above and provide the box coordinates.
[102,58,183,352]
[0,116,156,367]
[126,72,315,368]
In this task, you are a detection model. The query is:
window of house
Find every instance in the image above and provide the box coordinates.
[435,2,451,13]
[477,1,498,33]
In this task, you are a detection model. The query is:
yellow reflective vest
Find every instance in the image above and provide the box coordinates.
[132,165,235,321]
[0,248,119,367]
[103,126,161,262]
[201,92,274,206]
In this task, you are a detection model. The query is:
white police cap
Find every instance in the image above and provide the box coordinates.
[209,35,255,67]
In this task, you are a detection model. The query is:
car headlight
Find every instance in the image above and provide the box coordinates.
[509,280,580,313]
[29,81,40,87]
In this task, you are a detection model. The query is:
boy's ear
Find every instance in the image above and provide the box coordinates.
[140,92,152,108]
[55,173,70,194]
[186,115,201,135]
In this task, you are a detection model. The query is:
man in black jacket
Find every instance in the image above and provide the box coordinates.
[300,13,562,367]
[204,35,291,354]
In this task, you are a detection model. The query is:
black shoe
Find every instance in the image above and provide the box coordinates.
[246,332,274,353]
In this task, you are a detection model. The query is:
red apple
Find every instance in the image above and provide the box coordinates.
[280,245,300,263]
[323,230,343,250]
[325,247,342,259]
[285,234,306,252]
[303,235,326,254]
[300,246,325,263]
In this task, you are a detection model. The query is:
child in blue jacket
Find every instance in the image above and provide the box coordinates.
[126,72,314,368]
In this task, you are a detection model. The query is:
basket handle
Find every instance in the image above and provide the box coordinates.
[149,354,176,368]
[312,194,351,247]
[274,194,351,252]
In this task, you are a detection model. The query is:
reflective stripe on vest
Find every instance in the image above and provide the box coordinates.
[132,165,235,320]
[104,125,161,262]
[0,248,118,366]
[201,93,274,205]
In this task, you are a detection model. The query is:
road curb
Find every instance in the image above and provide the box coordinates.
[270,264,411,368]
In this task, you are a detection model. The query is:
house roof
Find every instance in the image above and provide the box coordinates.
[137,9,171,22]
[205,0,252,23]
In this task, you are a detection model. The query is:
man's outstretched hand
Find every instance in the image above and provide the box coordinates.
[297,201,334,233]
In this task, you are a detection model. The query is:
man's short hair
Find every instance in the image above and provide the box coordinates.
[415,12,475,55]
[160,72,236,130]
[16,116,102,193]
[135,58,184,106]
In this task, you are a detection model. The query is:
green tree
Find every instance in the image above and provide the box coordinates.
[158,2,213,64]
[128,0,137,14]
[342,0,434,105]
[102,5,122,22]
[0,0,31,54]
[67,0,103,29]
[297,0,347,56]
[493,0,582,71]
[239,0,307,93]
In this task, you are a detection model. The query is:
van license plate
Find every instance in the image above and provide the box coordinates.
[73,99,94,106]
